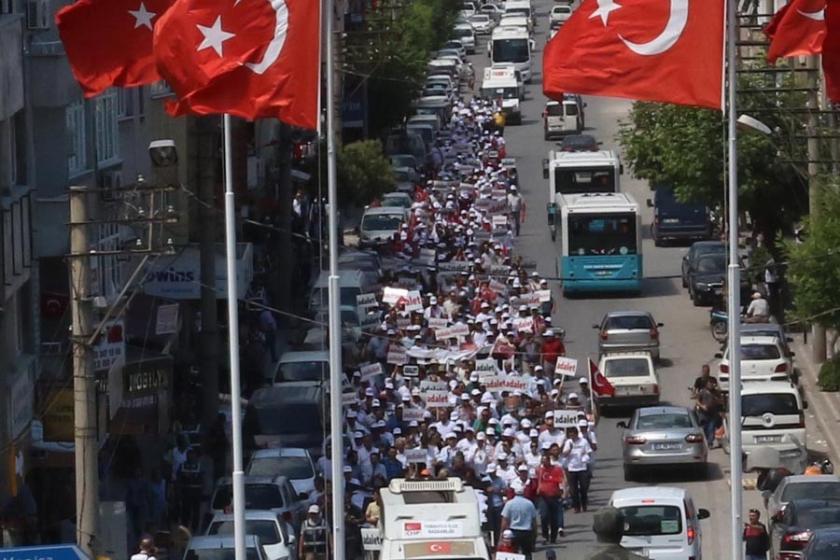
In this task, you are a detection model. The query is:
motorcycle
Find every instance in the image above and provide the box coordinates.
[710,308,728,343]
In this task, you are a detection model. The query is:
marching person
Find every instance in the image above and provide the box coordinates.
[562,426,593,513]
[299,505,330,560]
[500,486,538,560]
[535,452,566,543]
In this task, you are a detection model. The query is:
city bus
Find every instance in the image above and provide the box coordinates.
[557,192,642,296]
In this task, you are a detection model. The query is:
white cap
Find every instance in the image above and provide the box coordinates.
[517,464,528,472]
[372,399,381,407]
[545,329,555,337]
[497,452,509,461]
[529,429,539,438]
[568,392,579,400]
[545,411,555,419]
[476,432,487,441]
[365,388,375,396]
[578,418,589,427]
[486,463,497,473]
[308,505,321,514]
[502,428,515,438]
[579,377,589,384]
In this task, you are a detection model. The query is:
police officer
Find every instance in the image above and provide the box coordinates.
[587,506,647,560]
[299,504,329,560]
[176,448,203,531]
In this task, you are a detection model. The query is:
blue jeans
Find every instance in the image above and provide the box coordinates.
[537,495,564,540]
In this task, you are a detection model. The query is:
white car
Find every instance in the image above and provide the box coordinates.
[597,352,660,409]
[468,13,494,34]
[186,535,267,560]
[549,4,572,27]
[247,447,318,498]
[609,487,710,560]
[716,335,794,392]
[206,511,296,560]
[453,23,476,54]
[740,381,808,474]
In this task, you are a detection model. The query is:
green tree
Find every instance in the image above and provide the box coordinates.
[785,178,840,332]
[617,72,809,239]
[337,139,395,206]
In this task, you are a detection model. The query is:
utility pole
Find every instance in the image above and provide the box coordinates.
[807,56,826,363]
[69,186,99,557]
[196,117,220,430]
[275,123,293,314]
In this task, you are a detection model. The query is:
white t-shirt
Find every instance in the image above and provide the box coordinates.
[747,298,770,317]
[563,436,593,472]
[538,429,566,450]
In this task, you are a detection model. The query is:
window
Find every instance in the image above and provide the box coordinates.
[604,358,650,378]
[0,0,13,14]
[740,344,781,360]
[208,521,281,545]
[248,456,314,479]
[95,90,120,164]
[117,89,133,119]
[568,212,637,256]
[66,101,87,176]
[554,168,616,194]
[741,393,799,417]
[25,0,49,29]
[619,505,683,536]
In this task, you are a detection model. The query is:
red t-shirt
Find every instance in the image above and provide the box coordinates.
[542,339,566,364]
[536,465,565,498]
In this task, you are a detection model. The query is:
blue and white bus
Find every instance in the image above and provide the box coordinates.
[557,192,642,296]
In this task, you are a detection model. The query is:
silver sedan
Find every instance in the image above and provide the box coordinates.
[618,406,708,481]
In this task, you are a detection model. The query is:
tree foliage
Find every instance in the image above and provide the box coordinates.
[617,72,809,239]
[337,139,395,206]
[785,178,840,331]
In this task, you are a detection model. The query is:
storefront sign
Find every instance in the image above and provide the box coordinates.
[144,243,253,300]
[123,356,172,399]
[93,319,125,372]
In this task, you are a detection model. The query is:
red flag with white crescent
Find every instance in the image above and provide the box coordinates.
[589,358,615,397]
[765,0,826,62]
[824,0,840,102]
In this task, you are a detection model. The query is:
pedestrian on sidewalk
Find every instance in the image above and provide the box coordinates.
[130,536,158,560]
[743,508,770,560]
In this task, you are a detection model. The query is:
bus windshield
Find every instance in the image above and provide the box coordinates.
[554,167,616,194]
[481,86,518,99]
[492,39,529,63]
[568,212,637,256]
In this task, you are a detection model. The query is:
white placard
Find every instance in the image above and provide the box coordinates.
[405,448,428,463]
[513,317,534,333]
[387,345,408,365]
[420,380,448,392]
[356,293,378,308]
[360,362,384,380]
[402,408,426,422]
[342,392,359,406]
[517,292,541,306]
[484,375,529,393]
[554,408,584,429]
[423,391,450,408]
[155,303,179,335]
[496,553,526,560]
[492,215,508,228]
[438,260,471,272]
[403,365,419,377]
[383,286,409,305]
[537,289,552,302]
[361,528,382,551]
[404,290,423,312]
[490,264,511,276]
[475,358,498,380]
[449,322,470,337]
[554,356,578,377]
[427,317,448,330]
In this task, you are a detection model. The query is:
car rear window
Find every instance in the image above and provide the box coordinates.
[546,104,563,116]
[212,483,285,511]
[275,361,328,383]
[741,393,799,416]
[741,344,781,360]
[636,413,692,430]
[620,505,683,536]
[783,483,840,503]
[604,358,650,378]
[208,520,281,545]
[606,315,652,330]
[185,548,261,560]
[249,456,314,479]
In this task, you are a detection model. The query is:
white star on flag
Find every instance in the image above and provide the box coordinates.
[128,2,156,30]
[197,16,235,57]
[589,0,622,26]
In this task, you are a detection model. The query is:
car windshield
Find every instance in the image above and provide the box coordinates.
[208,520,281,545]
[568,213,637,256]
[383,196,410,208]
[783,483,840,503]
[249,456,314,480]
[186,548,261,560]
[636,413,693,430]
[246,404,322,436]
[606,315,652,330]
[481,87,518,99]
[554,168,616,194]
[492,39,529,63]
[469,15,489,23]
[275,361,327,382]
[695,254,726,273]
[212,484,285,510]
[604,358,650,378]
[546,104,564,117]
[362,214,403,231]
[393,169,413,182]
[454,27,473,38]
[619,505,683,536]
[391,156,415,167]
[739,344,781,360]
[742,393,799,416]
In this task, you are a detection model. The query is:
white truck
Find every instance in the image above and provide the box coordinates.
[374,478,491,560]
[480,67,522,125]
[487,25,533,82]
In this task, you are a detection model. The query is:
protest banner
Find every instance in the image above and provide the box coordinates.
[405,448,429,463]
[484,375,529,393]
[383,286,409,305]
[424,391,450,408]
[438,260,471,272]
[396,276,419,290]
[419,380,448,393]
[341,391,359,406]
[401,408,426,422]
[427,317,448,330]
[359,362,384,381]
[492,215,508,228]
[361,528,383,551]
[403,365,419,377]
[489,264,511,276]
[489,279,507,293]
[356,293,378,309]
[449,323,470,337]
[417,248,436,266]
[396,316,411,328]
[387,345,407,365]
[513,317,534,333]
[554,356,578,378]
[474,358,498,381]
[404,290,423,312]
[537,289,552,302]
[554,407,585,429]
[517,292,541,306]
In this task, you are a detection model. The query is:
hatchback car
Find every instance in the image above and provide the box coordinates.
[247,447,318,498]
[741,381,808,474]
[802,526,840,560]
[717,336,794,393]
[766,475,840,520]
[208,476,306,531]
[206,511,295,560]
[359,206,406,248]
[596,352,660,409]
[609,487,710,560]
[594,311,663,361]
[681,240,726,288]
[558,134,599,152]
[618,406,708,481]
[769,499,840,559]
[468,13,494,34]
[549,4,572,27]
[184,535,266,560]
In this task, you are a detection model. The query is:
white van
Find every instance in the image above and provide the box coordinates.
[597,352,660,409]
[740,380,808,473]
[378,478,490,560]
[543,98,581,139]
[480,67,522,124]
[609,486,711,560]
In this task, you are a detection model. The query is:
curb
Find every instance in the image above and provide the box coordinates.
[793,335,840,463]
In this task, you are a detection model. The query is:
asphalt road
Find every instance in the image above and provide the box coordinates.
[465,1,829,557]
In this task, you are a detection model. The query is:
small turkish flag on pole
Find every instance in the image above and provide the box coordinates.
[589,358,615,397]
[824,0,840,102]
[153,0,320,129]
[765,0,826,63]
[543,0,725,110]
[56,0,173,97]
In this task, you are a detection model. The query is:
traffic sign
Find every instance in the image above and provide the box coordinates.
[0,545,89,560]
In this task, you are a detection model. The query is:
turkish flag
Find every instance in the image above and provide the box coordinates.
[543,0,724,110]
[56,0,173,97]
[589,358,615,397]
[824,0,840,102]
[153,0,320,129]
[766,0,826,63]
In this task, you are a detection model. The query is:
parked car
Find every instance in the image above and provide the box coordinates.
[802,526,840,559]
[208,476,306,531]
[609,486,710,560]
[681,240,725,288]
[184,535,266,560]
[244,383,329,454]
[381,192,412,210]
[594,310,663,361]
[549,4,572,27]
[206,511,296,560]
[309,269,378,314]
[273,351,329,384]
[453,24,477,54]
[596,352,660,409]
[479,3,504,22]
[468,13,494,34]
[716,336,794,393]
[769,499,840,559]
[686,252,727,306]
[617,406,708,481]
[648,186,712,246]
[766,475,840,520]
[247,447,318,498]
[359,207,406,248]
[740,381,808,475]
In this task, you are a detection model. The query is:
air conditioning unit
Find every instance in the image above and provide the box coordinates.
[26,0,49,29]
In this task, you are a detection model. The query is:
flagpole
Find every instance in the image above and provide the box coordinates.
[725,0,743,558]
[324,0,347,556]
[222,113,248,560]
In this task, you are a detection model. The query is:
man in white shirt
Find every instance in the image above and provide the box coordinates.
[496,453,518,485]
[746,291,770,322]
[538,412,566,449]
[562,426,593,512]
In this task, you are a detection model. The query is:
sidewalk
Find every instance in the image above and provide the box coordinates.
[792,334,840,463]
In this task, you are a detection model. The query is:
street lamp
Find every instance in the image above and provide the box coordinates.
[737,114,772,136]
